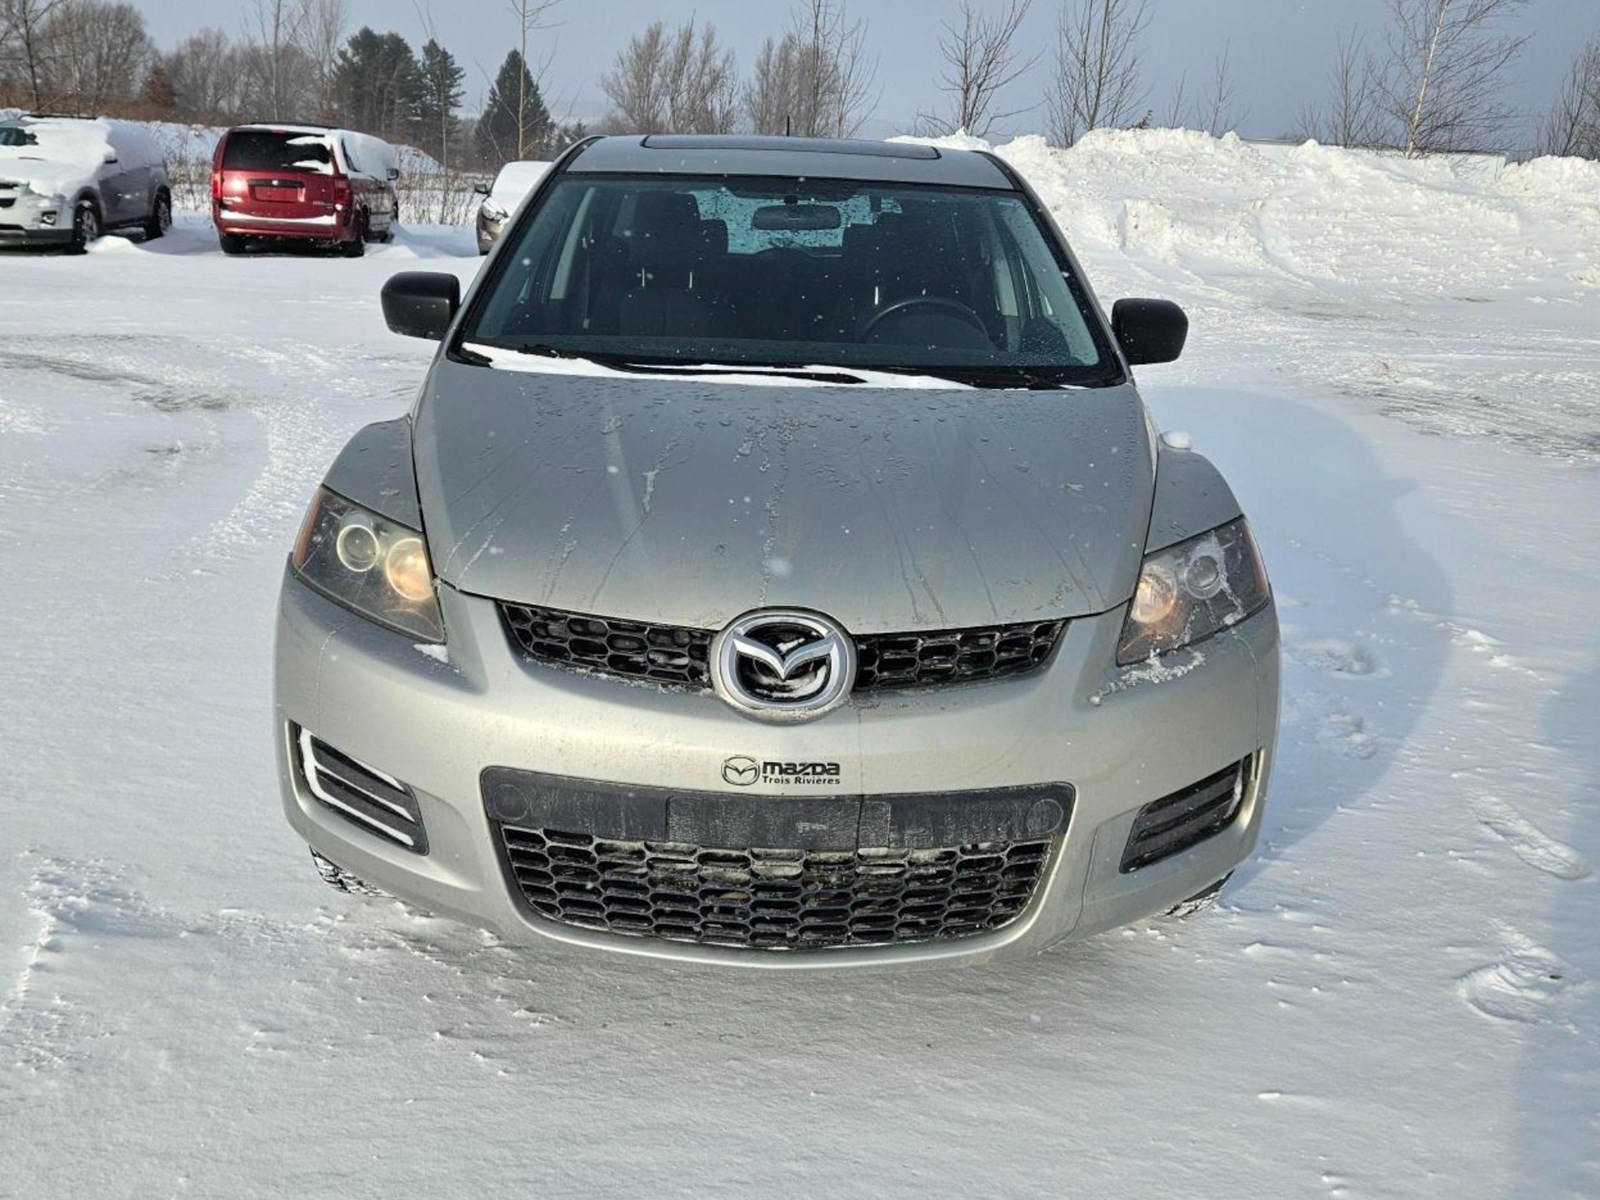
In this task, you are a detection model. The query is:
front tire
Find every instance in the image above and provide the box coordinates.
[144,190,172,240]
[66,199,100,255]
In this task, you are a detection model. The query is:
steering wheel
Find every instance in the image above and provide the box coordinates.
[859,296,991,342]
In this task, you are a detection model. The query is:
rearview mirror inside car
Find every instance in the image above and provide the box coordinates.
[381,272,460,340]
[1111,298,1188,365]
[753,204,842,231]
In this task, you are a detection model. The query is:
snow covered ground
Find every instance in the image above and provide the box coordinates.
[2,132,1597,1198]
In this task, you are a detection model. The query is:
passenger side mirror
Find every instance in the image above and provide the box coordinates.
[387,166,400,181]
[103,150,119,165]
[1111,299,1188,365]
[381,272,460,340]
[472,182,491,196]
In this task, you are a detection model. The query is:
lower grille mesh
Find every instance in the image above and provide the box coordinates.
[498,826,1051,951]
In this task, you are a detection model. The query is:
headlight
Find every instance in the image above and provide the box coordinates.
[291,488,444,642]
[1116,517,1269,664]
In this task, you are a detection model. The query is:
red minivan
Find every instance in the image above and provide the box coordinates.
[211,124,399,256]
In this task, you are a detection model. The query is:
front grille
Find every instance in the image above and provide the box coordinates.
[1120,758,1250,873]
[499,603,1065,693]
[500,604,712,686]
[296,727,428,854]
[498,826,1051,951]
[855,622,1064,689]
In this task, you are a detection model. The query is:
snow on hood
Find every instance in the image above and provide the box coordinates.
[488,161,551,208]
[0,119,112,195]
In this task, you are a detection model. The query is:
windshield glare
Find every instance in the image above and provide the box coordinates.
[467,176,1118,385]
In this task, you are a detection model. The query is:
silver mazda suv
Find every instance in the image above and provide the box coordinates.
[274,135,1279,969]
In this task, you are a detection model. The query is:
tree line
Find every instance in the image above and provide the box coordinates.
[0,0,585,169]
[2,0,1598,165]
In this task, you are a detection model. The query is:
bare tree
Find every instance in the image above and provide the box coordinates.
[240,0,313,121]
[1536,32,1600,158]
[600,20,669,131]
[1159,70,1187,129]
[163,27,242,119]
[665,21,738,133]
[1379,0,1530,156]
[0,0,67,109]
[40,0,150,113]
[1297,32,1386,147]
[746,0,876,138]
[602,19,738,134]
[745,34,802,135]
[1048,0,1150,145]
[1193,42,1244,135]
[301,0,346,121]
[917,0,1039,137]
[800,0,877,137]
[508,0,559,157]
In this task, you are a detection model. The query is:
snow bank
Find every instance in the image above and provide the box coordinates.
[901,128,1600,300]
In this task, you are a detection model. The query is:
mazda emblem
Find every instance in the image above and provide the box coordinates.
[710,609,858,722]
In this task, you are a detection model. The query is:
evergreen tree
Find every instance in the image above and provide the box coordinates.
[333,27,422,142]
[415,38,465,168]
[139,61,179,113]
[475,49,552,164]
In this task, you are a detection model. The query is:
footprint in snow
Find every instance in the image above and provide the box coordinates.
[1473,796,1592,881]
[1288,638,1388,678]
[1457,939,1572,1025]
[1317,708,1379,760]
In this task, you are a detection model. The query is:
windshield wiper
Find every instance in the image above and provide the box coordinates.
[499,343,867,385]
[873,365,1122,390]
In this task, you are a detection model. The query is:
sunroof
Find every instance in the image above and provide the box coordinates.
[642,135,941,161]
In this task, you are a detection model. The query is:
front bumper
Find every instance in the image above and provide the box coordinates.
[274,571,1279,968]
[0,227,71,247]
[476,211,505,253]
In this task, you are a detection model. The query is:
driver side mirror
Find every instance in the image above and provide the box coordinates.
[103,149,119,165]
[472,182,491,196]
[1112,298,1188,365]
[382,272,460,340]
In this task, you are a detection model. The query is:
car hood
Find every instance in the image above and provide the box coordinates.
[413,359,1155,633]
[0,156,98,196]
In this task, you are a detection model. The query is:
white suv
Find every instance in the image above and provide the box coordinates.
[0,115,172,252]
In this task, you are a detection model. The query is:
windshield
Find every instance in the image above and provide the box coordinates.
[464,175,1119,386]
[222,130,333,173]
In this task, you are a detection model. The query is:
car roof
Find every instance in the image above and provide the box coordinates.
[227,123,337,137]
[568,134,1015,190]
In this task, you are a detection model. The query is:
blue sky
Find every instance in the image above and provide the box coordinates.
[136,0,1593,145]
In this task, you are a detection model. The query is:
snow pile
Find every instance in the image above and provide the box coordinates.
[965,128,1600,299]
[904,128,1600,459]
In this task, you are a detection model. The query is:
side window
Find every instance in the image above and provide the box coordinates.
[342,138,362,175]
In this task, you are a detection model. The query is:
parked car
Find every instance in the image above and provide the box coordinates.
[473,159,550,254]
[276,135,1280,969]
[0,114,171,252]
[211,124,398,256]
